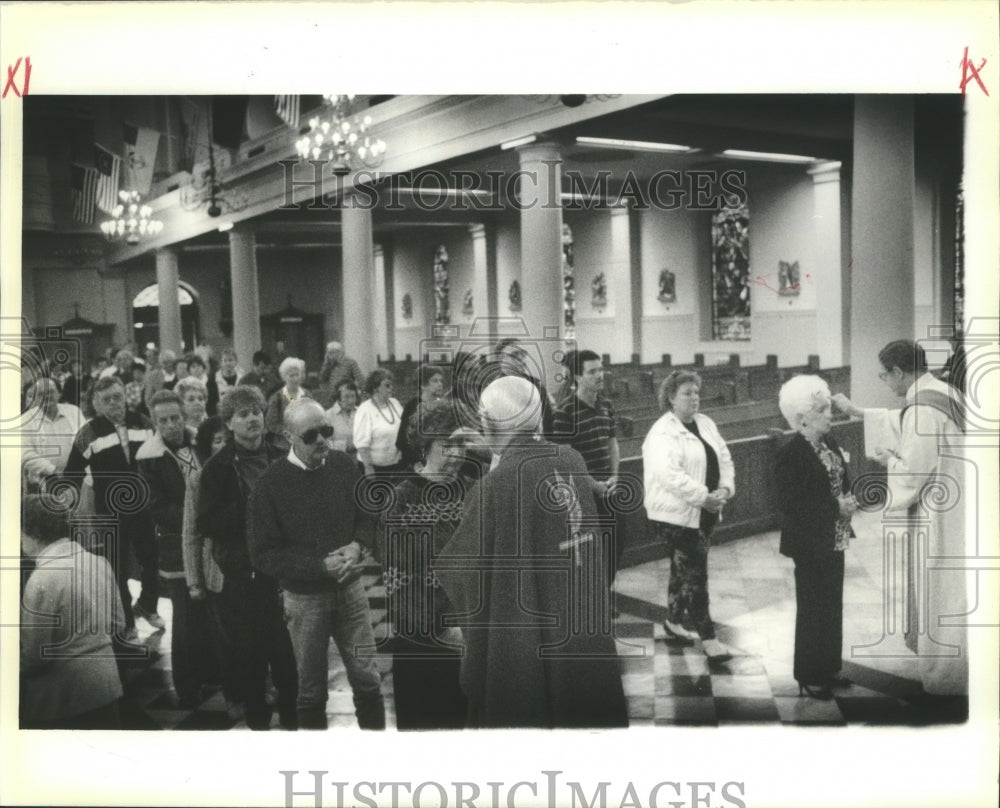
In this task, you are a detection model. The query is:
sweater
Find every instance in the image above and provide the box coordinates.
[247,452,377,594]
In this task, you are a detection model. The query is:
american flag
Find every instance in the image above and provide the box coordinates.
[94,144,121,213]
[70,163,98,224]
[274,95,300,128]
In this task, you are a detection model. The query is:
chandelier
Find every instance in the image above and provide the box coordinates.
[100,190,164,245]
[180,140,247,218]
[296,95,387,176]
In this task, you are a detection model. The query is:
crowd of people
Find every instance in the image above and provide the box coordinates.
[19,335,967,729]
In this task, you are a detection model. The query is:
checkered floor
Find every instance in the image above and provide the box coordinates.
[117,510,967,730]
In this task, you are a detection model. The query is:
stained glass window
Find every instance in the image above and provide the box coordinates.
[710,205,751,341]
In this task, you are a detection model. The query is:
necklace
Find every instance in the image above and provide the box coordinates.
[373,397,397,424]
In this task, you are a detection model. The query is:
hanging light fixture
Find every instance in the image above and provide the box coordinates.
[100,190,164,245]
[296,95,387,177]
[180,139,248,217]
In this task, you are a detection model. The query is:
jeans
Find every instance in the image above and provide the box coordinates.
[282,580,385,730]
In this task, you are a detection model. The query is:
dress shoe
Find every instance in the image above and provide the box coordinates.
[798,682,834,700]
[702,638,733,662]
[132,602,166,631]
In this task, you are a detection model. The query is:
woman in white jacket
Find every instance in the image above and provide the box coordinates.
[643,370,735,661]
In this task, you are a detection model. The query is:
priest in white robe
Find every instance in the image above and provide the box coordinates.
[834,339,968,697]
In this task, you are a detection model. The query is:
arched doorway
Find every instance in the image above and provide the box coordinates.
[132,281,201,353]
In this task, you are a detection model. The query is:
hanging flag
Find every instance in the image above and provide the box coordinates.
[70,163,98,224]
[122,122,160,195]
[94,144,121,213]
[274,94,300,128]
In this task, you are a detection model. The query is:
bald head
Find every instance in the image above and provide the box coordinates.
[284,398,326,432]
[479,376,542,437]
[284,399,332,469]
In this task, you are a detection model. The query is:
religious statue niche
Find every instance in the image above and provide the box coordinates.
[508,280,522,312]
[778,260,800,296]
[401,292,413,321]
[591,273,608,312]
[462,288,474,318]
[710,204,751,341]
[433,244,450,325]
[562,223,576,337]
[658,268,676,304]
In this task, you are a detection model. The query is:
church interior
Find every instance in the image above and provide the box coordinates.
[17,92,977,729]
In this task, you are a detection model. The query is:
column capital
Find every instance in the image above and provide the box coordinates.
[516,140,562,165]
[467,223,487,239]
[230,222,257,238]
[807,160,843,184]
[155,246,178,260]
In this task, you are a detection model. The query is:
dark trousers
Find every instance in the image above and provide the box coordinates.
[596,495,626,589]
[160,577,217,703]
[209,574,298,726]
[88,514,159,630]
[657,522,716,639]
[391,638,466,731]
[793,551,845,685]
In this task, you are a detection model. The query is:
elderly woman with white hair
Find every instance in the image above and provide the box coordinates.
[643,370,735,661]
[776,374,858,700]
[265,356,310,450]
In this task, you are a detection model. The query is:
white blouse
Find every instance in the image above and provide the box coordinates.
[353,397,403,467]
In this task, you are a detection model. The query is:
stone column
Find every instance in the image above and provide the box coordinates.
[468,224,490,338]
[849,96,915,407]
[608,205,634,362]
[341,193,377,373]
[228,226,262,368]
[808,161,844,368]
[373,244,388,362]
[517,142,564,390]
[155,248,183,355]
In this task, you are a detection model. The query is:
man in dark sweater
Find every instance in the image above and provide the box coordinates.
[248,398,385,730]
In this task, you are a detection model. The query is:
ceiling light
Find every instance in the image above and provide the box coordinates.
[720,149,818,164]
[500,134,537,151]
[576,136,692,153]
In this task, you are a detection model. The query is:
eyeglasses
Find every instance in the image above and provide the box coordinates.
[296,424,334,444]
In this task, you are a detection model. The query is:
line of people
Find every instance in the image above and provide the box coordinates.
[19,336,967,729]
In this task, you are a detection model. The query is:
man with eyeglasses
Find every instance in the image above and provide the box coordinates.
[248,399,385,730]
[197,385,298,729]
[61,376,159,643]
[833,339,968,702]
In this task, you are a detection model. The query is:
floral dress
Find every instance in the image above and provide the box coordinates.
[809,439,852,551]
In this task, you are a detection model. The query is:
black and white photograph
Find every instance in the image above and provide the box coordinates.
[1,3,997,808]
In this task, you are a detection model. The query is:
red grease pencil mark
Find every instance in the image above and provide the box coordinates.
[960,47,989,96]
[2,56,31,99]
[751,275,799,296]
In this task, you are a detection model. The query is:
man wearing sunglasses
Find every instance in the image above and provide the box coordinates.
[248,399,385,730]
